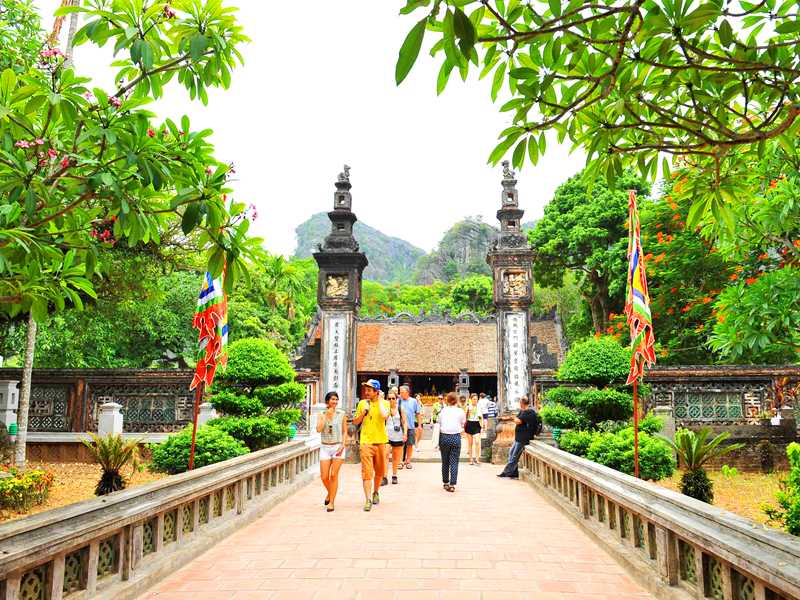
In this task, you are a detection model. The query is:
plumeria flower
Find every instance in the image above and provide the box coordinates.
[47,148,58,159]
[34,138,44,145]
[147,128,156,138]
[109,96,122,108]
[14,140,31,149]
[60,157,70,168]
[83,91,94,101]
[163,4,177,18]
[205,166,214,175]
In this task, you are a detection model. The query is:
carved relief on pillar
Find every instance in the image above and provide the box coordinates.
[502,271,529,299]
[325,274,349,298]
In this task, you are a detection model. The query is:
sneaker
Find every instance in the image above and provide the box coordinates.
[372,492,380,505]
[381,477,388,486]
[363,500,372,512]
[392,476,398,484]
[497,473,508,478]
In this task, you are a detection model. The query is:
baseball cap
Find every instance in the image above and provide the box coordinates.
[362,379,381,391]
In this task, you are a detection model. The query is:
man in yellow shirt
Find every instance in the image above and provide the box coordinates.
[353,379,389,511]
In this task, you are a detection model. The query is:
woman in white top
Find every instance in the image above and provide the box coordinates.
[438,391,466,492]
[316,391,347,512]
[464,393,483,466]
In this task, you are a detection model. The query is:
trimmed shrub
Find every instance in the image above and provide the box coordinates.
[557,336,631,386]
[254,381,306,412]
[764,442,800,536]
[215,338,295,391]
[149,426,249,474]
[271,408,302,427]
[680,469,714,503]
[543,386,581,407]
[574,388,633,423]
[0,466,55,510]
[210,390,264,418]
[539,403,587,430]
[558,430,597,457]
[208,416,290,451]
[586,428,676,481]
[638,412,664,435]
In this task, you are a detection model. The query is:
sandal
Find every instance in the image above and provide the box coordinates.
[405,463,413,470]
[392,476,398,484]
[363,500,372,512]
[446,485,455,492]
[398,463,404,470]
[327,505,334,512]
[324,496,330,506]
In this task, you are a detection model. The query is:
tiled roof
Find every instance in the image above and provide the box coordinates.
[356,322,497,374]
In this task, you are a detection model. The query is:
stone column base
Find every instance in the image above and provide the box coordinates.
[491,419,516,465]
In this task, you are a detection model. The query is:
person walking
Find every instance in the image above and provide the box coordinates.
[464,393,483,465]
[384,390,408,485]
[414,393,424,449]
[316,391,347,512]
[438,392,466,492]
[431,395,443,450]
[353,379,390,511]
[497,396,539,479]
[398,385,421,469]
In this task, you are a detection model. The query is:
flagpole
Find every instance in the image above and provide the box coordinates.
[188,381,204,471]
[633,378,640,479]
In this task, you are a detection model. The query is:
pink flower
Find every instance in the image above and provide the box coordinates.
[228,163,236,174]
[14,140,31,149]
[109,96,122,108]
[60,157,70,168]
[47,148,58,159]
[205,166,214,175]
[35,138,44,146]
[147,128,156,138]
[83,91,94,101]
[163,5,177,18]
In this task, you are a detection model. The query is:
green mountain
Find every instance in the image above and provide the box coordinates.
[293,213,425,283]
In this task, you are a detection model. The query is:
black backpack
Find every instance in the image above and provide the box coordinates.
[533,410,543,436]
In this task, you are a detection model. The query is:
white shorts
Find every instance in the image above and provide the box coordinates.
[320,444,346,461]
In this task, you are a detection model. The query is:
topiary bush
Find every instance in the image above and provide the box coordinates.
[557,336,631,387]
[208,416,290,451]
[574,388,633,424]
[149,426,249,474]
[215,338,296,392]
[271,408,302,427]
[586,428,676,481]
[539,403,588,430]
[558,430,597,457]
[543,386,581,407]
[254,381,306,412]
[210,390,264,418]
[638,412,664,435]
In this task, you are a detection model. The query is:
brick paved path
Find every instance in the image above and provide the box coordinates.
[141,463,653,600]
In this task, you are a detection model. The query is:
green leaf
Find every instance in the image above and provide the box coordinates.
[437,61,454,95]
[0,69,17,98]
[717,19,734,46]
[512,138,527,169]
[509,67,537,79]
[190,34,209,61]
[395,17,427,85]
[775,20,800,34]
[181,203,201,234]
[452,8,476,58]
[491,62,506,102]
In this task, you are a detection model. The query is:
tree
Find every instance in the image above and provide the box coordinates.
[450,274,492,313]
[0,0,45,73]
[528,171,647,333]
[395,0,800,227]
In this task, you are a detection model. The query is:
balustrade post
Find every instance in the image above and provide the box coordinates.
[4,574,20,600]
[154,514,165,553]
[48,553,66,600]
[175,505,185,543]
[754,582,767,600]
[86,539,100,596]
[130,523,144,575]
[657,528,679,585]
[236,480,245,514]
[693,547,706,599]
[192,498,201,531]
[721,563,734,600]
[579,484,590,519]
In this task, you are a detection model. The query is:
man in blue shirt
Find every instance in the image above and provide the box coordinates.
[398,385,421,468]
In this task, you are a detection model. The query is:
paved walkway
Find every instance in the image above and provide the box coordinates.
[140,463,653,600]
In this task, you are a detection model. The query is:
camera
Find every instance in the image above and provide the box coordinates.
[393,425,401,432]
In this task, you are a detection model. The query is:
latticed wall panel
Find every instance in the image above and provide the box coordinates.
[63,547,86,594]
[19,565,47,600]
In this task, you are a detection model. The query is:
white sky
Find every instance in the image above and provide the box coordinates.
[36,1,586,256]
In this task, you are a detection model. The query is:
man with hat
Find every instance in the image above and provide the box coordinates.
[353,379,390,511]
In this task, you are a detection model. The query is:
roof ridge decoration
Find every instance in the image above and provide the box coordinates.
[358,310,497,325]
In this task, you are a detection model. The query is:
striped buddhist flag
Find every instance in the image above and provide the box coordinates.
[624,190,656,385]
[190,272,228,390]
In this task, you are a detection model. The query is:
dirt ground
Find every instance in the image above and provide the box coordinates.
[0,462,165,523]
[656,469,786,526]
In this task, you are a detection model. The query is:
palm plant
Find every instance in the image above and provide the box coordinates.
[664,428,744,503]
[81,433,141,496]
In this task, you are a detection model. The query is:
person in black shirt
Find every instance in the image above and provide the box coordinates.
[497,396,539,479]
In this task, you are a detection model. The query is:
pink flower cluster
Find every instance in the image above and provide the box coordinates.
[109,96,122,108]
[248,203,258,221]
[15,138,46,149]
[90,229,114,242]
[163,4,177,19]
[40,48,65,59]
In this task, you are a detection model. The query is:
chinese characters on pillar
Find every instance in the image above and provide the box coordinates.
[504,311,529,411]
[323,314,348,405]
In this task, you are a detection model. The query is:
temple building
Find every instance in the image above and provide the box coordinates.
[294,163,567,409]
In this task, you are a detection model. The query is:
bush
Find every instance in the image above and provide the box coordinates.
[557,336,631,386]
[0,466,55,511]
[254,381,306,412]
[764,442,800,536]
[271,408,302,427]
[543,386,581,407]
[215,338,295,391]
[208,416,291,451]
[680,469,714,503]
[586,428,676,481]
[81,433,140,496]
[638,412,664,435]
[574,388,633,423]
[558,430,597,457]
[149,426,249,474]
[210,390,264,417]
[539,403,587,429]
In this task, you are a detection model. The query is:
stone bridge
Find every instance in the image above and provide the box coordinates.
[0,441,798,600]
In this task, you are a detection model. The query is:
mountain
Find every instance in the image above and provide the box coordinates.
[413,217,497,283]
[293,213,425,283]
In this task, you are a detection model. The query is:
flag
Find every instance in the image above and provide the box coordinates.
[624,190,656,384]
[190,271,228,390]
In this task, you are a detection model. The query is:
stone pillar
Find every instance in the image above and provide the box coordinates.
[0,380,19,429]
[388,369,400,390]
[313,165,368,419]
[197,402,217,426]
[457,369,470,399]
[97,402,123,437]
[487,162,535,462]
[654,404,675,441]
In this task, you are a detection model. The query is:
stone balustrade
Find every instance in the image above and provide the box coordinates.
[0,440,319,600]
[522,441,800,600]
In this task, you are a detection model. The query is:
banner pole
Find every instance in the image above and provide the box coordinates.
[188,381,204,471]
[633,378,640,479]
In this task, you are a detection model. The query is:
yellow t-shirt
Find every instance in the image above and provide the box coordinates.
[356,399,389,444]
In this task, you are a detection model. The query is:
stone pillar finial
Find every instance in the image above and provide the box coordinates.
[0,380,19,429]
[198,402,217,426]
[98,402,123,437]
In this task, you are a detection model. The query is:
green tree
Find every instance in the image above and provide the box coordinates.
[395,0,800,228]
[449,275,492,314]
[0,0,45,73]
[529,172,647,333]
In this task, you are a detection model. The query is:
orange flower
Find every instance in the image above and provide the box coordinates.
[616,322,625,330]
[717,313,727,324]
[729,273,738,281]
[666,234,674,243]
[681,305,692,313]
[735,265,744,272]
[654,253,666,263]
[746,277,757,285]
[672,214,681,221]
[657,232,664,243]
[655,223,662,230]
[670,287,677,293]
[606,326,615,335]
[770,179,778,188]
[758,252,769,260]
[702,296,712,304]
[666,308,675,315]
[644,253,653,262]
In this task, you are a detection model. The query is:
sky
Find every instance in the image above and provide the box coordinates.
[35,1,586,256]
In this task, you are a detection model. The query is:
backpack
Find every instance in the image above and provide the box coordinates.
[533,411,543,436]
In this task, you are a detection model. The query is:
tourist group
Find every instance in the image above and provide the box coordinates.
[316,379,540,512]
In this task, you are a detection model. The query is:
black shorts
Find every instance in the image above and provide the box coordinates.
[388,440,404,447]
[465,421,482,435]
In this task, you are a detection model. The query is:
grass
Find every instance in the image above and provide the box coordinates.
[656,469,787,526]
[0,462,165,523]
